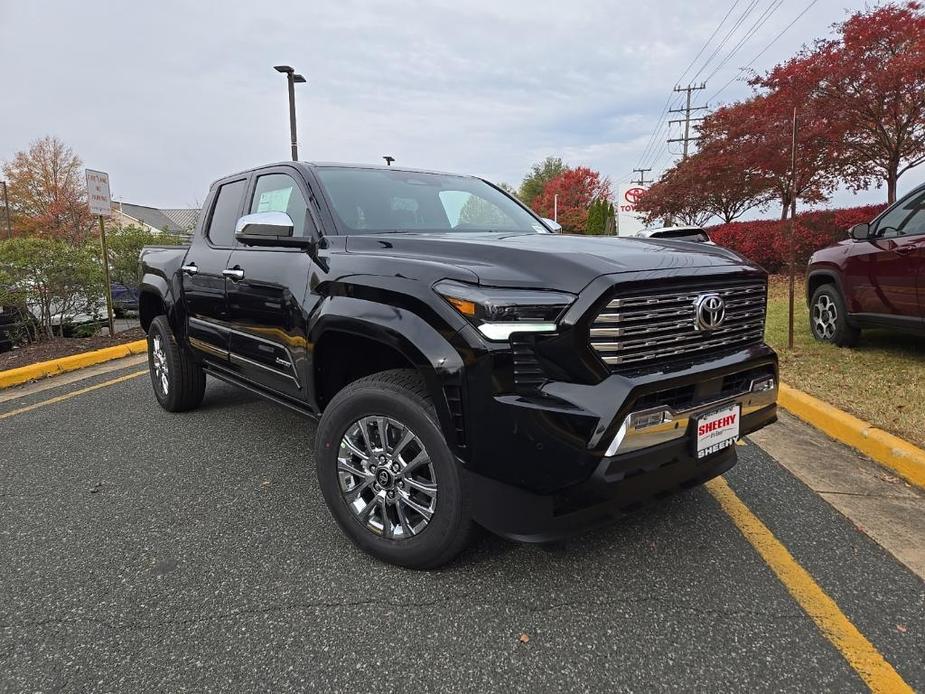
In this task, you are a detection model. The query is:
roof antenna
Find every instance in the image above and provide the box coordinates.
[382,156,395,167]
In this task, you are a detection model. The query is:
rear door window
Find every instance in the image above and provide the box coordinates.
[206,179,247,247]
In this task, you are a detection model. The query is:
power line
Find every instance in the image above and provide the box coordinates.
[633,0,742,172]
[676,0,744,85]
[708,0,821,104]
[635,93,682,172]
[690,0,764,83]
[702,0,785,86]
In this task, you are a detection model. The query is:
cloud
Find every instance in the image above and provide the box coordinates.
[3,0,915,212]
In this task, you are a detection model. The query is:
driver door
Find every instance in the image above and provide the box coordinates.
[224,168,320,403]
[871,190,925,320]
[844,189,925,320]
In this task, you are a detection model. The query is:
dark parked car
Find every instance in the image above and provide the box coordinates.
[0,305,33,353]
[139,162,778,568]
[807,184,925,346]
[110,282,140,315]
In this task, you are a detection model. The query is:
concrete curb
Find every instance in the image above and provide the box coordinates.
[778,383,925,490]
[0,339,148,390]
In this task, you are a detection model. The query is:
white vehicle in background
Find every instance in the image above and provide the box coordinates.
[637,226,713,243]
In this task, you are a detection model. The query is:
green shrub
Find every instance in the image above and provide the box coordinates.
[107,224,182,291]
[0,237,104,339]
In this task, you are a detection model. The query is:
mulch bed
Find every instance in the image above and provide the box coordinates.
[0,327,147,372]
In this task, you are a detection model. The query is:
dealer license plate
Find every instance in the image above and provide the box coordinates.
[695,403,741,459]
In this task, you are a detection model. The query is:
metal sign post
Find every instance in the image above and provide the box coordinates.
[787,108,798,351]
[86,169,115,338]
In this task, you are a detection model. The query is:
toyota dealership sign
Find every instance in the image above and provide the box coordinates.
[617,184,648,236]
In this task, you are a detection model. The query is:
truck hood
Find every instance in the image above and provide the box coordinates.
[345,232,758,293]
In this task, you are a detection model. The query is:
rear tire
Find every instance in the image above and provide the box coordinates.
[315,369,474,569]
[147,315,206,412]
[809,285,859,347]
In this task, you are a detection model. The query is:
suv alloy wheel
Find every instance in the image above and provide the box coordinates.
[809,285,859,347]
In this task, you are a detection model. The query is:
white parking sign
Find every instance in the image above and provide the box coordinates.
[86,169,112,217]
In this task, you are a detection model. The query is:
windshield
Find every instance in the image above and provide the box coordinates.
[315,167,546,235]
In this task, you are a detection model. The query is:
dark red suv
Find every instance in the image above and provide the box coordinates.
[806,184,925,346]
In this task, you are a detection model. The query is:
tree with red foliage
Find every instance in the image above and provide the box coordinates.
[761,2,925,203]
[636,144,771,226]
[1,136,94,243]
[531,167,612,233]
[635,160,713,227]
[699,89,841,220]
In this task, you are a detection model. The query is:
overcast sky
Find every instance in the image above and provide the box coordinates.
[2,0,921,212]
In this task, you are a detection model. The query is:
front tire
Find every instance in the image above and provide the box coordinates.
[809,284,859,347]
[147,315,206,412]
[315,369,474,569]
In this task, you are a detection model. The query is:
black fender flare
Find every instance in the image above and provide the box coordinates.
[139,273,188,335]
[309,296,467,450]
[805,268,845,305]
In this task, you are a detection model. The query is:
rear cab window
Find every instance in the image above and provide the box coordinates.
[206,179,247,248]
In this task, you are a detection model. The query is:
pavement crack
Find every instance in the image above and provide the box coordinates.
[817,489,914,499]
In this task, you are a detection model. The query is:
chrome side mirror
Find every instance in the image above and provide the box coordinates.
[235,211,294,238]
[234,211,314,248]
[541,217,563,234]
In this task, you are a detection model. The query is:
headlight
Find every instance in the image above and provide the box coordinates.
[434,280,575,341]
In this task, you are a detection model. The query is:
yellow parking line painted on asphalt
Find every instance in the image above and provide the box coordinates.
[706,477,912,694]
[0,370,147,421]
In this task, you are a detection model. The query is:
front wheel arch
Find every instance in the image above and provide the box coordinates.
[309,299,468,453]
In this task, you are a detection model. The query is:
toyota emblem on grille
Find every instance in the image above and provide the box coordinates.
[694,293,726,331]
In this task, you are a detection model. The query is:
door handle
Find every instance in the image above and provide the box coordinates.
[893,245,914,256]
[180,262,198,275]
[222,267,245,281]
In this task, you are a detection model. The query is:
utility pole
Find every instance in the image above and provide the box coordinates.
[274,65,307,161]
[1,181,11,239]
[631,168,652,186]
[383,156,395,167]
[667,83,707,160]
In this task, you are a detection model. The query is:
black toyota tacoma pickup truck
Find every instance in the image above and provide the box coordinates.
[139,161,778,568]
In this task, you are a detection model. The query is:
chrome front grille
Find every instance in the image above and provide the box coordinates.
[590,282,767,369]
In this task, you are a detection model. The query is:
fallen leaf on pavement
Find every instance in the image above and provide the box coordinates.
[518,633,530,644]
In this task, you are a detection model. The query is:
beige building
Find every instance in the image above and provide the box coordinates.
[111,202,199,236]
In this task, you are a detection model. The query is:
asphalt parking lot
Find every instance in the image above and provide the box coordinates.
[2,359,923,692]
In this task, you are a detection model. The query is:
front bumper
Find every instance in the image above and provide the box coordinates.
[460,344,778,541]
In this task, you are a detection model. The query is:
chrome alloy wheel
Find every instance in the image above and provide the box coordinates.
[812,294,838,340]
[151,334,169,395]
[337,416,437,540]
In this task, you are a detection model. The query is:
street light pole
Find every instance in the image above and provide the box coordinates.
[274,65,307,161]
